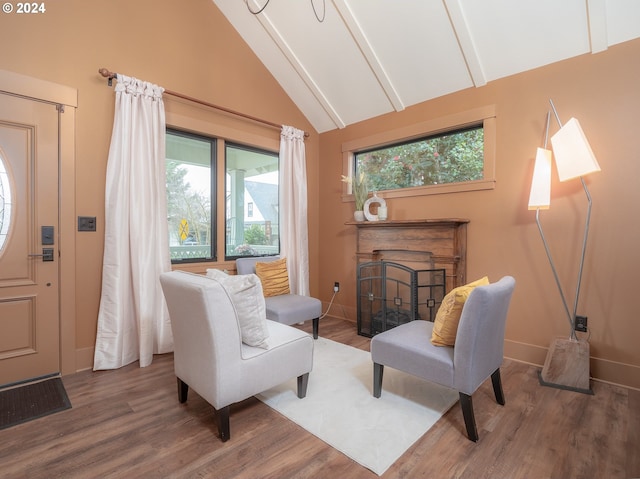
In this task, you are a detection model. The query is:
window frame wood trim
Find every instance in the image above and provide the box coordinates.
[165,100,280,272]
[341,105,496,201]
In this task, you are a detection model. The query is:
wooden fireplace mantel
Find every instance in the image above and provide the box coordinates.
[347,218,469,291]
[345,218,469,228]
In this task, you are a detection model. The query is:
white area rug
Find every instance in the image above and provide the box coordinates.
[256,337,459,476]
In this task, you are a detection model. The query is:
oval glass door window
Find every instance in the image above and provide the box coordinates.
[0,153,13,253]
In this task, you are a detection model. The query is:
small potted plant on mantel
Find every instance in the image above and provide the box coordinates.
[342,171,368,221]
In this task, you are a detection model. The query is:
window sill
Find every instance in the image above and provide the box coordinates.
[342,178,495,203]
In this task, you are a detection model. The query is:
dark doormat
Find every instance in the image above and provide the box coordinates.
[0,377,72,430]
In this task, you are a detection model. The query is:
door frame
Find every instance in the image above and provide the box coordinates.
[0,69,77,376]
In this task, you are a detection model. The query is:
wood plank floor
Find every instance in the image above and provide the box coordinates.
[1,317,638,478]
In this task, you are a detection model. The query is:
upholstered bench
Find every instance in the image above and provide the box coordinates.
[236,256,322,339]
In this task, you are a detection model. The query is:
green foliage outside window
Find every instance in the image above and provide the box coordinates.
[244,224,268,245]
[166,129,215,262]
[356,126,484,191]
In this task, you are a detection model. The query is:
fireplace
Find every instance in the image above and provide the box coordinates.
[347,218,469,292]
[357,260,446,337]
[348,219,467,336]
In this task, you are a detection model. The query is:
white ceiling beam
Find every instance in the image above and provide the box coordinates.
[443,0,486,87]
[332,0,405,112]
[247,0,346,129]
[587,0,608,53]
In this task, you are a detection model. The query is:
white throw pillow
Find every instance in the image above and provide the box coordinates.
[206,269,270,349]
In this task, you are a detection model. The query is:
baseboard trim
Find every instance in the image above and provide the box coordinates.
[322,301,356,323]
[504,338,640,391]
[75,347,94,373]
[74,328,639,390]
[590,356,640,391]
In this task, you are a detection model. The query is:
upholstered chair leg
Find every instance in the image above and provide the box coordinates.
[216,406,230,442]
[373,363,384,398]
[459,392,479,442]
[297,373,309,398]
[177,378,189,403]
[491,368,506,405]
[312,318,319,339]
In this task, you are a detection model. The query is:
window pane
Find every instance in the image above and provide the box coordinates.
[225,144,279,259]
[0,154,13,253]
[166,130,215,262]
[356,126,484,192]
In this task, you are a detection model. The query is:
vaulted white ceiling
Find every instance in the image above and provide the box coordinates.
[213,0,640,133]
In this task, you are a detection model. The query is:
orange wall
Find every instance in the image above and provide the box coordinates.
[2,0,638,388]
[319,39,640,388]
[0,0,319,365]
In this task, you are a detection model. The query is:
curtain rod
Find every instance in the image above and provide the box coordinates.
[98,68,309,138]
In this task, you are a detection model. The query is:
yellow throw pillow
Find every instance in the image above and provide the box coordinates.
[255,257,291,297]
[430,276,490,347]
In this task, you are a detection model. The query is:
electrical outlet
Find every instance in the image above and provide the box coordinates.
[575,315,588,332]
[333,282,340,293]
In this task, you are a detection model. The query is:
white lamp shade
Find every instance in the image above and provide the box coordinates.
[528,148,552,210]
[550,117,601,181]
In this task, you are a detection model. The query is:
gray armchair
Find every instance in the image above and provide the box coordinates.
[236,256,322,339]
[371,276,516,442]
[160,270,313,442]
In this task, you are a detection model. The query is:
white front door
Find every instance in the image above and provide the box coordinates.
[0,93,60,386]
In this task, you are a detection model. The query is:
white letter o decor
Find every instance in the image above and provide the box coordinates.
[364,193,387,221]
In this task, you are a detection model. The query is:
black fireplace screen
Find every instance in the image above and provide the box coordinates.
[357,261,446,337]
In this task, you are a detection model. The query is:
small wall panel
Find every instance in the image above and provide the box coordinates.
[0,296,36,359]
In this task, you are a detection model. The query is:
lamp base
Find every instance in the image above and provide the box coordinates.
[539,337,593,394]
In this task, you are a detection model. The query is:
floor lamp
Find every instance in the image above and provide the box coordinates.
[529,101,600,394]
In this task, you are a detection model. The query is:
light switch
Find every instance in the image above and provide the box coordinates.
[78,216,96,232]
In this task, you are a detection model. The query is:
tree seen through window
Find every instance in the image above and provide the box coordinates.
[356,126,484,192]
[166,129,215,262]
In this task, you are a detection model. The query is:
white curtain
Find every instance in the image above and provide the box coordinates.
[279,125,310,296]
[94,75,173,370]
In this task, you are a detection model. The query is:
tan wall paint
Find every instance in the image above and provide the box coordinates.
[2,1,638,388]
[0,0,319,369]
[319,39,640,389]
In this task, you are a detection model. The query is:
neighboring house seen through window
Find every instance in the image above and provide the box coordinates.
[165,130,280,263]
[225,143,279,260]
